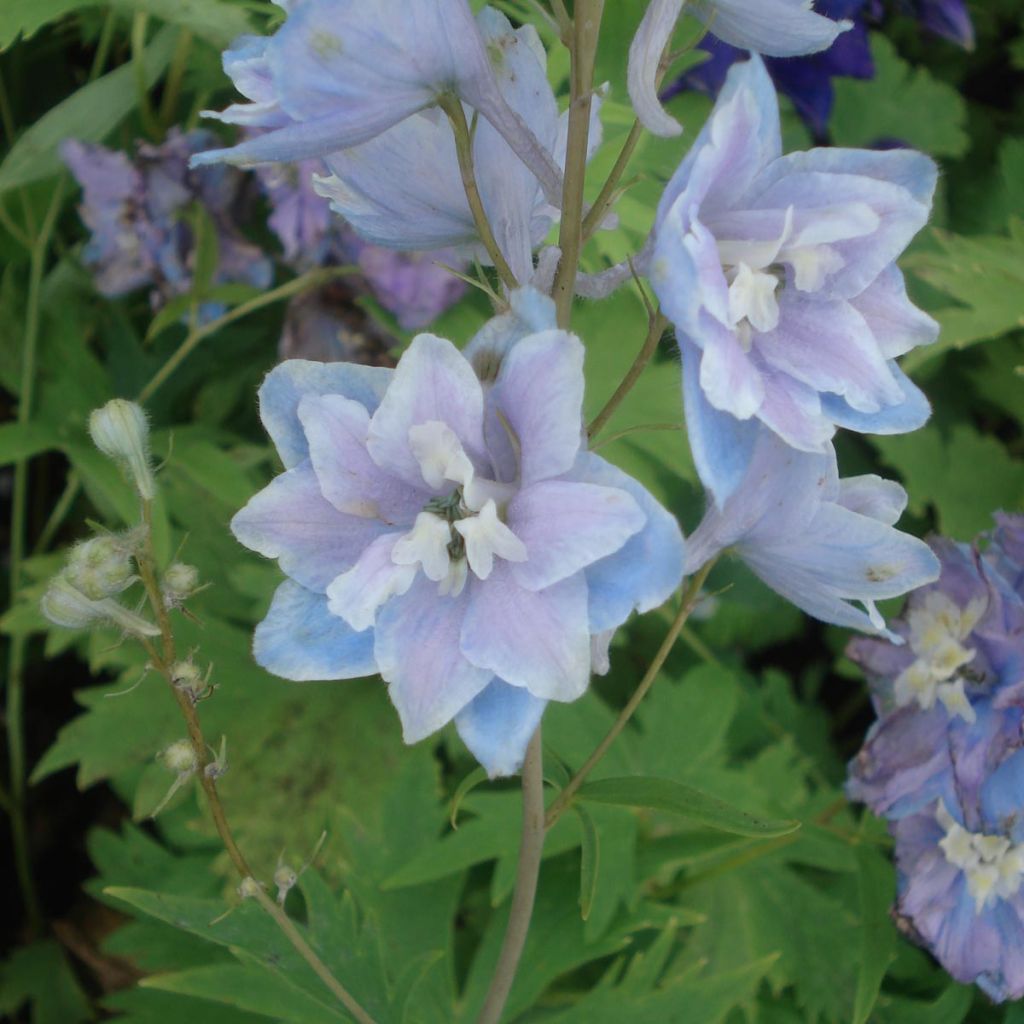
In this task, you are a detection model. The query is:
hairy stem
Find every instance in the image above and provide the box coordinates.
[581,120,643,242]
[475,729,545,1024]
[135,501,377,1023]
[552,0,605,327]
[545,560,717,829]
[587,311,668,440]
[441,96,518,292]
[137,264,356,403]
[5,182,65,937]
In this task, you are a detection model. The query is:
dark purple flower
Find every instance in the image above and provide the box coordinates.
[904,0,975,49]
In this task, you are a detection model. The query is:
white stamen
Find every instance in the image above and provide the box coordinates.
[454,499,526,580]
[392,512,453,582]
[408,420,475,491]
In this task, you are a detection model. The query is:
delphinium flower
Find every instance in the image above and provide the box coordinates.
[62,129,272,319]
[230,289,685,776]
[190,0,563,207]
[647,56,937,502]
[848,515,1024,999]
[901,0,975,49]
[684,425,939,635]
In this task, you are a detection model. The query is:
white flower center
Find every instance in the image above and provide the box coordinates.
[391,420,526,596]
[893,591,986,721]
[936,802,1024,914]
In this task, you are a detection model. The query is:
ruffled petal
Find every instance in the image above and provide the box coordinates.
[820,362,931,435]
[627,0,685,137]
[461,564,590,701]
[253,580,377,681]
[508,479,645,592]
[374,575,492,743]
[231,462,389,591]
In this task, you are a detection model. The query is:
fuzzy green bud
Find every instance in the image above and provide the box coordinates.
[88,399,155,500]
[162,563,199,605]
[41,574,160,637]
[238,877,263,900]
[274,863,299,904]
[160,739,198,776]
[66,535,135,600]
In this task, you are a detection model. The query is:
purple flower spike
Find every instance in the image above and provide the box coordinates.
[911,0,975,50]
[685,425,940,636]
[232,298,685,776]
[650,56,937,503]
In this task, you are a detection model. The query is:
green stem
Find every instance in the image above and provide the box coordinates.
[545,560,717,830]
[589,421,683,450]
[441,97,518,292]
[159,29,193,130]
[131,14,162,140]
[89,9,118,79]
[551,0,605,327]
[137,265,356,403]
[587,312,668,440]
[5,182,65,937]
[33,470,80,555]
[581,119,643,242]
[475,729,545,1024]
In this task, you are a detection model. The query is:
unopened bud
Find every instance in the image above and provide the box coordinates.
[238,877,263,900]
[162,563,199,605]
[89,399,155,500]
[274,864,298,904]
[41,574,160,637]
[66,535,135,600]
[160,739,198,776]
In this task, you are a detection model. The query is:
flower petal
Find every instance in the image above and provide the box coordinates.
[231,462,389,591]
[298,394,426,525]
[691,0,851,57]
[327,532,417,631]
[851,265,939,359]
[489,328,585,484]
[259,359,392,469]
[575,453,686,632]
[461,564,590,701]
[367,333,485,488]
[375,575,492,743]
[627,0,685,137]
[253,580,377,681]
[820,363,931,435]
[508,479,645,591]
[455,679,547,778]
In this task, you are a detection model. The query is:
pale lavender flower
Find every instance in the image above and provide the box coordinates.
[231,290,685,775]
[191,0,562,205]
[62,130,272,317]
[628,0,851,137]
[649,56,937,502]
[685,425,939,636]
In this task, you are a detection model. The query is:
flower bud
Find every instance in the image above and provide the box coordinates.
[162,563,199,605]
[160,739,198,776]
[238,877,263,900]
[66,535,135,600]
[274,863,298,905]
[88,399,155,500]
[41,574,160,637]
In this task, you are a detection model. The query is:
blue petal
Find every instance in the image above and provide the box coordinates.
[575,453,686,632]
[254,580,377,681]
[259,359,392,468]
[820,363,931,435]
[455,680,546,778]
[693,0,851,57]
[680,339,760,505]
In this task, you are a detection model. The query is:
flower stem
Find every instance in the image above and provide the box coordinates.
[544,560,716,830]
[475,728,545,1024]
[135,500,377,1024]
[552,0,605,327]
[5,180,65,938]
[581,119,644,243]
[587,311,668,440]
[441,96,519,292]
[137,264,356,403]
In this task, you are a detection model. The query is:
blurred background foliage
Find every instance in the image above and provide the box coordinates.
[0,0,1022,1021]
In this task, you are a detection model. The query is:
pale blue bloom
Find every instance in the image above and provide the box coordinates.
[628,0,851,137]
[685,426,939,637]
[232,302,685,776]
[192,0,562,205]
[649,56,937,503]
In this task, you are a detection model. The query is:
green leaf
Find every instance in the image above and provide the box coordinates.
[0,0,84,49]
[577,776,801,838]
[574,805,600,921]
[830,36,968,156]
[852,844,896,1024]
[449,766,489,829]
[0,26,177,195]
[0,421,61,466]
[102,988,268,1024]
[0,940,91,1024]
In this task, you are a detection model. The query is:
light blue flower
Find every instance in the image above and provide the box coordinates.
[192,0,562,206]
[685,425,939,636]
[649,56,937,503]
[233,300,685,775]
[628,0,851,137]
[311,9,596,284]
